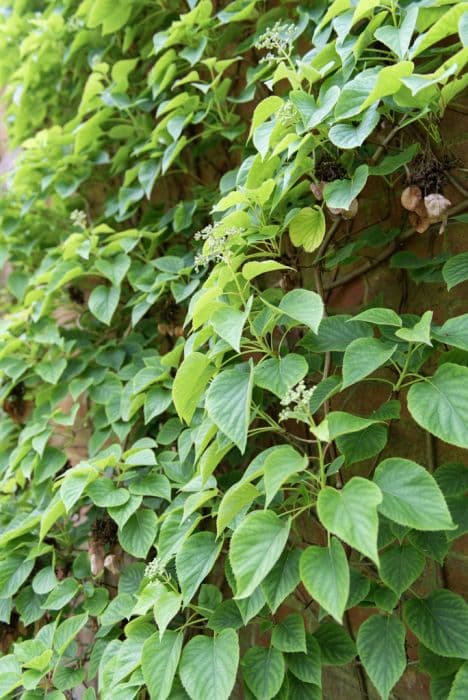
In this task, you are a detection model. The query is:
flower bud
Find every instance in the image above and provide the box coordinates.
[424,193,451,221]
[401,186,423,211]
[409,211,430,233]
[310,182,324,200]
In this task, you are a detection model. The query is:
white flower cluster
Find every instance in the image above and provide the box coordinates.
[279,380,315,422]
[277,101,298,127]
[194,223,244,271]
[70,209,87,230]
[144,557,166,581]
[67,17,85,31]
[255,21,296,62]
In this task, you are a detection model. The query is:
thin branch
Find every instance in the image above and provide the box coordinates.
[316,218,341,261]
[370,115,407,165]
[446,171,468,198]
[324,198,468,291]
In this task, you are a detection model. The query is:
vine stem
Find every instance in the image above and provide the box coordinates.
[344,610,371,699]
[324,198,468,291]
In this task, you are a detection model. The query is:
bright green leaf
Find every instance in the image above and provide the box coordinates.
[289,207,326,253]
[403,590,468,659]
[357,615,406,700]
[317,477,382,564]
[374,458,455,531]
[179,629,239,700]
[300,538,349,623]
[206,362,253,454]
[407,364,468,448]
[230,510,291,599]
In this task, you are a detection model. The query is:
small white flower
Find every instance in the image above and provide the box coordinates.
[277,101,298,127]
[70,209,87,230]
[279,380,315,422]
[145,557,165,581]
[193,222,245,270]
[255,21,296,61]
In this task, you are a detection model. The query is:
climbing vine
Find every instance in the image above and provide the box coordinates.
[0,1,467,699]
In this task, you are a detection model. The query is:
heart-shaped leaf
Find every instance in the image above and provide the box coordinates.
[407,364,468,448]
[317,477,382,564]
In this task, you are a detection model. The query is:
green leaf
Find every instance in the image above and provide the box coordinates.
[88,285,120,325]
[15,586,43,625]
[230,510,291,599]
[342,338,397,388]
[53,613,89,655]
[35,358,67,385]
[360,61,414,110]
[395,310,433,346]
[434,462,468,497]
[336,423,388,465]
[87,0,134,34]
[347,568,371,609]
[206,362,253,454]
[285,635,322,686]
[403,590,468,659]
[61,466,96,511]
[369,143,419,176]
[32,567,57,595]
[176,532,222,604]
[374,458,454,531]
[432,315,468,352]
[323,165,369,211]
[449,662,468,700]
[211,303,250,352]
[43,578,79,610]
[289,207,326,253]
[0,555,35,598]
[263,445,308,507]
[350,308,402,327]
[411,3,468,57]
[261,549,301,613]
[216,482,259,536]
[142,631,183,700]
[313,623,356,665]
[95,253,131,287]
[407,364,468,448]
[173,352,214,424]
[357,615,406,700]
[242,646,285,700]
[443,252,468,290]
[152,583,182,635]
[322,411,382,441]
[279,289,324,333]
[329,106,380,149]
[250,96,283,136]
[372,584,397,612]
[300,538,349,623]
[272,613,307,653]
[317,477,382,564]
[254,354,308,399]
[208,600,243,633]
[179,629,239,700]
[302,315,372,353]
[129,473,171,500]
[87,478,129,507]
[290,85,340,129]
[408,530,450,565]
[242,260,291,280]
[235,585,266,625]
[380,543,425,596]
[118,510,157,558]
[157,511,200,565]
[374,5,418,58]
[144,388,173,424]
